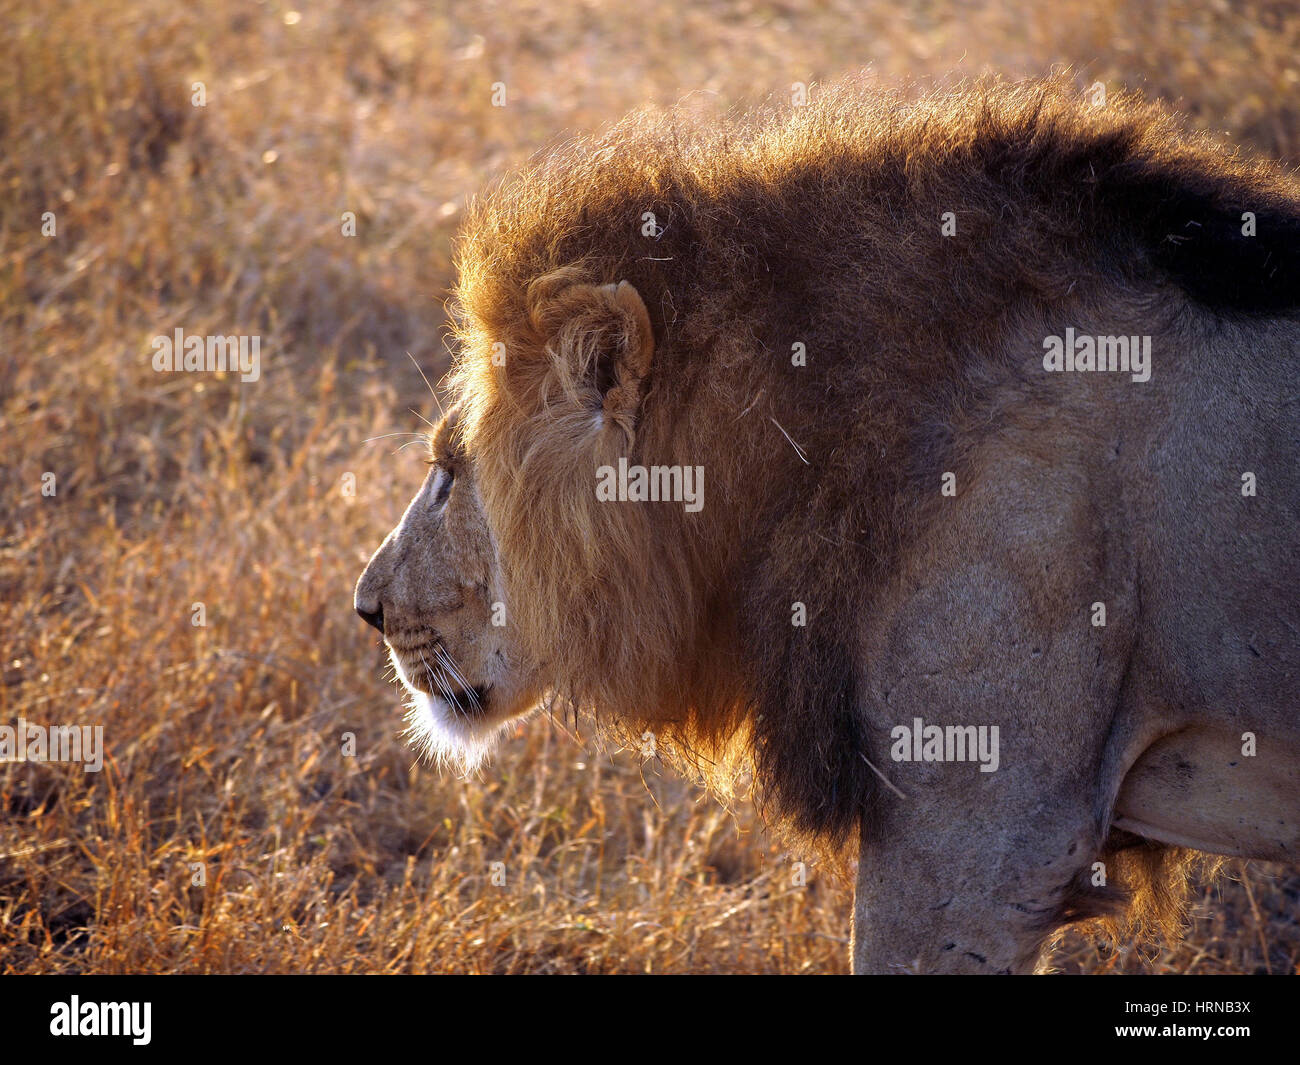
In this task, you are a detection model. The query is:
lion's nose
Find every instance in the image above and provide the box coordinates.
[355,600,385,634]
[355,546,393,635]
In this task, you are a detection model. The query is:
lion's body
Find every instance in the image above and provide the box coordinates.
[850,306,1300,970]
[359,76,1300,972]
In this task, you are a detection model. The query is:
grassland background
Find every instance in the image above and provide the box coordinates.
[2,0,1298,974]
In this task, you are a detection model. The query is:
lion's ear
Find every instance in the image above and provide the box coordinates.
[525,274,654,438]
[602,280,654,376]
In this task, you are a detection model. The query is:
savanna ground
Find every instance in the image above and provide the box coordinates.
[2,0,1298,975]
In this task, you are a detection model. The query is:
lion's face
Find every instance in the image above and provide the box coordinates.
[354,410,540,763]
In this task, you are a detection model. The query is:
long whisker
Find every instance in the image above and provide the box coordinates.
[419,650,458,708]
[409,407,437,430]
[364,432,427,444]
[406,350,446,419]
[434,644,471,691]
[435,645,481,709]
[431,642,465,686]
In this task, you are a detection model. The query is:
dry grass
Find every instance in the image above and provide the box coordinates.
[2,0,1297,974]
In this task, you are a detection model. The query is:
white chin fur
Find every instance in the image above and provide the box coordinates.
[391,653,508,768]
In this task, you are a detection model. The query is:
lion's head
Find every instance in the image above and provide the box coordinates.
[354,404,542,765]
[356,266,758,792]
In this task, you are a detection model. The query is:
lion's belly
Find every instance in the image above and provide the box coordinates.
[1114,726,1300,860]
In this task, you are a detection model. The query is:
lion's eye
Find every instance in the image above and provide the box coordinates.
[433,467,454,506]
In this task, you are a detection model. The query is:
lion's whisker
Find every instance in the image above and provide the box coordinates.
[435,645,481,708]
[419,650,458,708]
[406,350,445,420]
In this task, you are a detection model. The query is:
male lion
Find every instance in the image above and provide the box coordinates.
[356,76,1300,973]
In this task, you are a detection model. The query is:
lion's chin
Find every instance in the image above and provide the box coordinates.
[402,690,511,767]
[391,657,517,767]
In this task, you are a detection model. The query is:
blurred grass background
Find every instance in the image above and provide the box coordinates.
[2,0,1298,973]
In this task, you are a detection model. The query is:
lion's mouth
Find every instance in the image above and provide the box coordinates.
[392,648,490,715]
[437,683,490,714]
[408,673,491,715]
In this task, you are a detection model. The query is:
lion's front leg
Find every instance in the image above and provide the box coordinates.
[847,578,1130,974]
[850,779,1100,973]
[846,458,1139,974]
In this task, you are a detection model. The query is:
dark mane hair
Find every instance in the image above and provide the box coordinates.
[456,73,1300,353]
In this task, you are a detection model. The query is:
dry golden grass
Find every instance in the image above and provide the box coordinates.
[1,0,1297,974]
